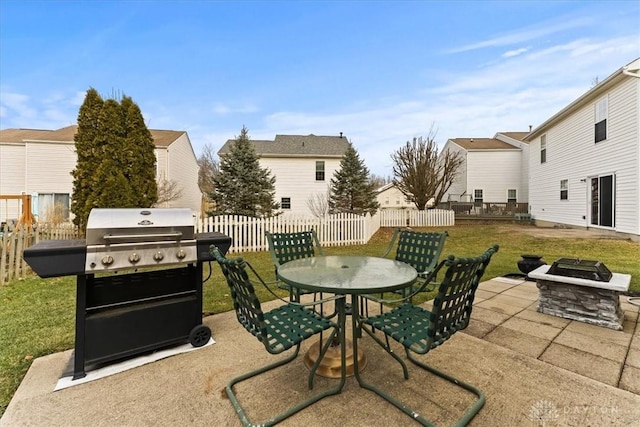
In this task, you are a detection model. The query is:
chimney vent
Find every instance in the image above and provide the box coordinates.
[529,125,532,132]
[470,138,474,143]
[339,132,343,138]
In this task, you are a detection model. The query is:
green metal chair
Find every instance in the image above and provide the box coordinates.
[210,246,346,427]
[265,230,324,300]
[359,245,499,427]
[383,228,448,296]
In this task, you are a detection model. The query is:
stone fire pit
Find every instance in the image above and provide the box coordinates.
[528,263,631,330]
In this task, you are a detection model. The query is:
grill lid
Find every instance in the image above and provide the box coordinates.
[547,258,612,282]
[86,208,195,245]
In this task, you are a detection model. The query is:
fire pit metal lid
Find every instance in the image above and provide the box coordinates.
[547,258,612,282]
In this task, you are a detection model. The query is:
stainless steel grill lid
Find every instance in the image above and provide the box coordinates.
[86,208,195,245]
[85,208,197,272]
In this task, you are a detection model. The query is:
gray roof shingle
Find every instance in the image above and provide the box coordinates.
[218,134,350,157]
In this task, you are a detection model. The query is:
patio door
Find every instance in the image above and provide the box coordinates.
[590,174,615,228]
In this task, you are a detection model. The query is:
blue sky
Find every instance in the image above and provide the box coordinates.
[1,1,639,176]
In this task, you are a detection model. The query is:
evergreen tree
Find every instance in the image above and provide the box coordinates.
[71,88,104,229]
[121,96,158,207]
[329,143,379,215]
[210,126,278,217]
[70,89,158,228]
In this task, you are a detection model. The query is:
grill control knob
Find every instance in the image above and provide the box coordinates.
[129,253,140,264]
[176,249,186,260]
[101,255,114,266]
[153,251,164,262]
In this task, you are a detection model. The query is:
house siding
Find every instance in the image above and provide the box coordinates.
[25,142,76,194]
[528,76,639,236]
[442,141,468,201]
[164,133,201,213]
[377,186,414,209]
[260,157,342,214]
[467,150,524,202]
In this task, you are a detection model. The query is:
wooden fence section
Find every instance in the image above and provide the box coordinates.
[0,223,81,285]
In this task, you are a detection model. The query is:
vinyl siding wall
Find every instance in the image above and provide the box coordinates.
[441,141,468,201]
[260,157,342,214]
[528,77,639,236]
[164,134,201,213]
[467,150,524,202]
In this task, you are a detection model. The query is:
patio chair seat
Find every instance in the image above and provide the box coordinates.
[260,304,333,353]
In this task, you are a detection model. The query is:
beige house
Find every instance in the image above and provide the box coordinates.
[218,133,350,215]
[0,125,201,223]
[376,183,425,210]
[442,132,530,204]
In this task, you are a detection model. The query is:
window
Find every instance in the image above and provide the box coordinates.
[37,193,70,222]
[507,189,517,203]
[595,97,607,143]
[540,134,547,163]
[560,180,568,200]
[473,189,483,206]
[281,197,291,209]
[315,161,325,181]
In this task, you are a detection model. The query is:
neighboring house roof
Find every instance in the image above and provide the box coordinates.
[218,134,350,158]
[449,138,520,150]
[499,131,529,142]
[0,125,186,147]
[375,183,395,193]
[524,56,640,141]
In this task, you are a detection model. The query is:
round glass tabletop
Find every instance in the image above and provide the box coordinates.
[277,255,417,294]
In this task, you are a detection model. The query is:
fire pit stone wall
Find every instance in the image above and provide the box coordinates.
[529,265,631,331]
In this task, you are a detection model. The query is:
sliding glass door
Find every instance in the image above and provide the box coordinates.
[590,174,615,227]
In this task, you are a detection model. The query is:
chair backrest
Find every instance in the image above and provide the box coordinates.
[210,246,269,346]
[426,245,498,348]
[388,228,448,275]
[265,230,324,268]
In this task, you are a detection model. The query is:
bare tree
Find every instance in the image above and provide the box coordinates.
[391,127,464,210]
[197,143,219,195]
[306,191,330,219]
[369,173,392,190]
[154,178,183,206]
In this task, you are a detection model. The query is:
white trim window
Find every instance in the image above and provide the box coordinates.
[38,193,70,222]
[540,134,547,163]
[560,180,568,200]
[315,161,325,181]
[507,189,517,203]
[473,189,483,206]
[595,97,608,143]
[281,197,291,210]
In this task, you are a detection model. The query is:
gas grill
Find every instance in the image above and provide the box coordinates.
[24,208,232,380]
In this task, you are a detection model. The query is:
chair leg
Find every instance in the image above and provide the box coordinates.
[226,341,346,427]
[359,324,409,379]
[405,351,486,427]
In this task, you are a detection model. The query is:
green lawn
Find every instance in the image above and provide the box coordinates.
[1,224,638,416]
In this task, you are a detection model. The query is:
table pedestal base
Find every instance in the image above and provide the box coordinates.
[304,338,366,378]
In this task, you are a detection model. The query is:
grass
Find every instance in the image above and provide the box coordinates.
[1,224,638,416]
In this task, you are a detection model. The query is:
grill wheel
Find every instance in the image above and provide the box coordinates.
[189,324,212,347]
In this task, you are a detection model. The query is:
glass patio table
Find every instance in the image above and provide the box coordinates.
[277,255,417,385]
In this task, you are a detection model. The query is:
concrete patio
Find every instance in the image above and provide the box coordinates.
[2,277,639,426]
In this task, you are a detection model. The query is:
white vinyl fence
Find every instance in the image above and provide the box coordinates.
[196,212,382,253]
[196,209,454,254]
[379,209,455,228]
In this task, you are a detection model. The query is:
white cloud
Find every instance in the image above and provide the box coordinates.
[447,16,593,53]
[503,47,529,58]
[212,102,259,115]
